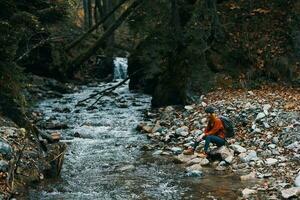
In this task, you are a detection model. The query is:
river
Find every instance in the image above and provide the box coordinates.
[28,59,250,199]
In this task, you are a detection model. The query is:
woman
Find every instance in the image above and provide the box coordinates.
[183,106,225,157]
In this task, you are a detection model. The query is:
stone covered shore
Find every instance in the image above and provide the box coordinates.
[138,86,300,199]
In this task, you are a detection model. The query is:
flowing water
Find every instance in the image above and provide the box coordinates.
[28,59,252,199]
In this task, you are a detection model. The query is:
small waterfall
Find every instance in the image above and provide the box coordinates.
[113,57,128,80]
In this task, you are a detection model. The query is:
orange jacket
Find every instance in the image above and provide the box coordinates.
[204,117,225,139]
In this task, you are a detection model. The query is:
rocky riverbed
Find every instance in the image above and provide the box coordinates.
[138,85,300,199]
[0,74,71,199]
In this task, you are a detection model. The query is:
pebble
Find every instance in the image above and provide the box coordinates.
[256,112,266,121]
[295,174,300,187]
[186,170,203,177]
[230,144,247,153]
[281,187,300,199]
[265,158,278,166]
[239,150,258,163]
[0,140,13,160]
[242,188,257,198]
[240,171,256,181]
[0,160,9,172]
[170,147,183,155]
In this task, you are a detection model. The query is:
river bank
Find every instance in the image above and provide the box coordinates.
[0,74,74,199]
[138,85,300,199]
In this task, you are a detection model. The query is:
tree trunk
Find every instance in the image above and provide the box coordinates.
[151,0,189,107]
[87,0,93,28]
[66,0,128,51]
[68,0,142,76]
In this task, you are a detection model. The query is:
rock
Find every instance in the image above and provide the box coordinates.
[73,132,81,138]
[0,160,9,172]
[201,102,207,107]
[118,165,135,171]
[175,126,189,137]
[175,154,197,163]
[242,188,257,198]
[225,155,234,164]
[255,112,266,121]
[263,104,271,112]
[263,122,270,128]
[184,105,194,110]
[286,142,299,150]
[230,144,247,153]
[51,132,61,141]
[272,137,279,144]
[171,147,183,155]
[0,141,13,160]
[199,158,210,166]
[186,170,203,177]
[187,158,209,166]
[239,150,258,163]
[212,146,234,162]
[215,165,227,171]
[268,144,276,149]
[187,158,202,165]
[248,91,255,96]
[240,172,256,181]
[44,122,68,130]
[281,187,300,199]
[152,150,163,155]
[152,121,162,133]
[265,158,278,166]
[186,164,202,171]
[165,106,174,112]
[295,174,300,187]
[141,125,153,133]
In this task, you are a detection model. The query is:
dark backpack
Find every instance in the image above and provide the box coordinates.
[219,116,235,138]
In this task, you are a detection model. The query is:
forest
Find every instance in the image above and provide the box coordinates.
[0,0,299,199]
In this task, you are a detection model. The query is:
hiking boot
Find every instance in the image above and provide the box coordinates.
[183,147,194,155]
[197,152,208,158]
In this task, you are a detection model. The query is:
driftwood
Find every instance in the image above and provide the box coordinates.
[76,68,143,109]
[65,0,129,52]
[68,0,142,75]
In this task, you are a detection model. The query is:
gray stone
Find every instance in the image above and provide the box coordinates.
[240,172,256,181]
[187,158,202,165]
[118,165,135,171]
[268,144,276,149]
[272,137,279,144]
[239,150,258,163]
[256,112,266,121]
[281,187,300,199]
[0,141,13,160]
[184,105,194,110]
[0,160,9,172]
[230,144,247,153]
[199,158,210,166]
[175,126,189,137]
[170,147,183,155]
[265,158,278,166]
[242,188,257,198]
[186,164,202,171]
[263,122,270,128]
[186,170,203,177]
[214,146,234,161]
[152,150,163,155]
[295,174,300,187]
[175,154,197,163]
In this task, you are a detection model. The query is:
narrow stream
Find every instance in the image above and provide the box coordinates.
[28,59,250,199]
